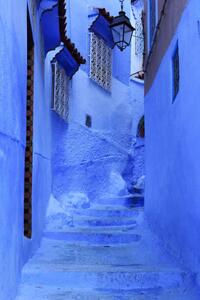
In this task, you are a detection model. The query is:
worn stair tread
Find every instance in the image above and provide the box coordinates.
[99,194,143,199]
[46,209,140,232]
[20,238,181,270]
[45,226,138,233]
[72,215,138,222]
[16,284,199,300]
[85,205,144,213]
[19,268,190,293]
[22,263,187,273]
[44,224,140,234]
[93,195,144,208]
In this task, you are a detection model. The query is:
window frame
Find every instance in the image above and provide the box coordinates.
[85,114,92,128]
[172,42,180,103]
[51,60,70,121]
[89,32,112,92]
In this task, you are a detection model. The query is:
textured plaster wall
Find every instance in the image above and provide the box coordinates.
[52,120,131,201]
[0,1,51,299]
[145,0,200,273]
[69,69,134,133]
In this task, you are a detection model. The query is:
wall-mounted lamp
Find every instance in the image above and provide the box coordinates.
[110,0,135,51]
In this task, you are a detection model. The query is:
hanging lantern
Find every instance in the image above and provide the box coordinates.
[110,0,135,51]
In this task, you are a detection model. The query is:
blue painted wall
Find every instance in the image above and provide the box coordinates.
[145,0,200,274]
[0,1,51,299]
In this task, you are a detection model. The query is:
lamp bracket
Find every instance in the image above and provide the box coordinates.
[119,0,125,11]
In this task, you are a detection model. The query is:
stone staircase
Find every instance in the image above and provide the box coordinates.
[16,194,199,300]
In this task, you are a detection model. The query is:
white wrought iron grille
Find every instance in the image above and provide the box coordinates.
[51,61,69,121]
[135,18,144,56]
[89,33,112,91]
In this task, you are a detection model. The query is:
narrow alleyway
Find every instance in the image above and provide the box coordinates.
[16,192,198,300]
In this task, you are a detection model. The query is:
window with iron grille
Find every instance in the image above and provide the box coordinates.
[172,44,180,102]
[149,0,156,47]
[51,61,69,121]
[135,18,144,56]
[89,33,112,91]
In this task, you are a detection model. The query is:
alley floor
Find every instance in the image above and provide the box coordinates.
[16,194,199,300]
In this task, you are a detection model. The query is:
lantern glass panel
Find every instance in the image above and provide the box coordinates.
[124,25,133,45]
[111,24,124,44]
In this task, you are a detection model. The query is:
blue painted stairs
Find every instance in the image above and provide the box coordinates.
[16,194,199,299]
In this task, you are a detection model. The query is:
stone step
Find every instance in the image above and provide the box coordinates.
[69,206,141,218]
[18,265,192,292]
[46,214,138,229]
[44,230,141,245]
[46,223,138,233]
[72,216,138,227]
[16,285,200,300]
[96,194,144,208]
[23,239,175,268]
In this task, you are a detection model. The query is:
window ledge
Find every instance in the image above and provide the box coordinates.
[130,76,144,85]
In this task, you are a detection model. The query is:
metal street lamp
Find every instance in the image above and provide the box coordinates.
[110,0,135,51]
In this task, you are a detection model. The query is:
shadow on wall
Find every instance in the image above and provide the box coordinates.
[123,115,145,194]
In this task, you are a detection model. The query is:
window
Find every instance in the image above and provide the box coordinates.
[149,0,156,47]
[86,114,92,128]
[172,44,180,102]
[24,7,34,239]
[51,60,69,121]
[89,33,112,91]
